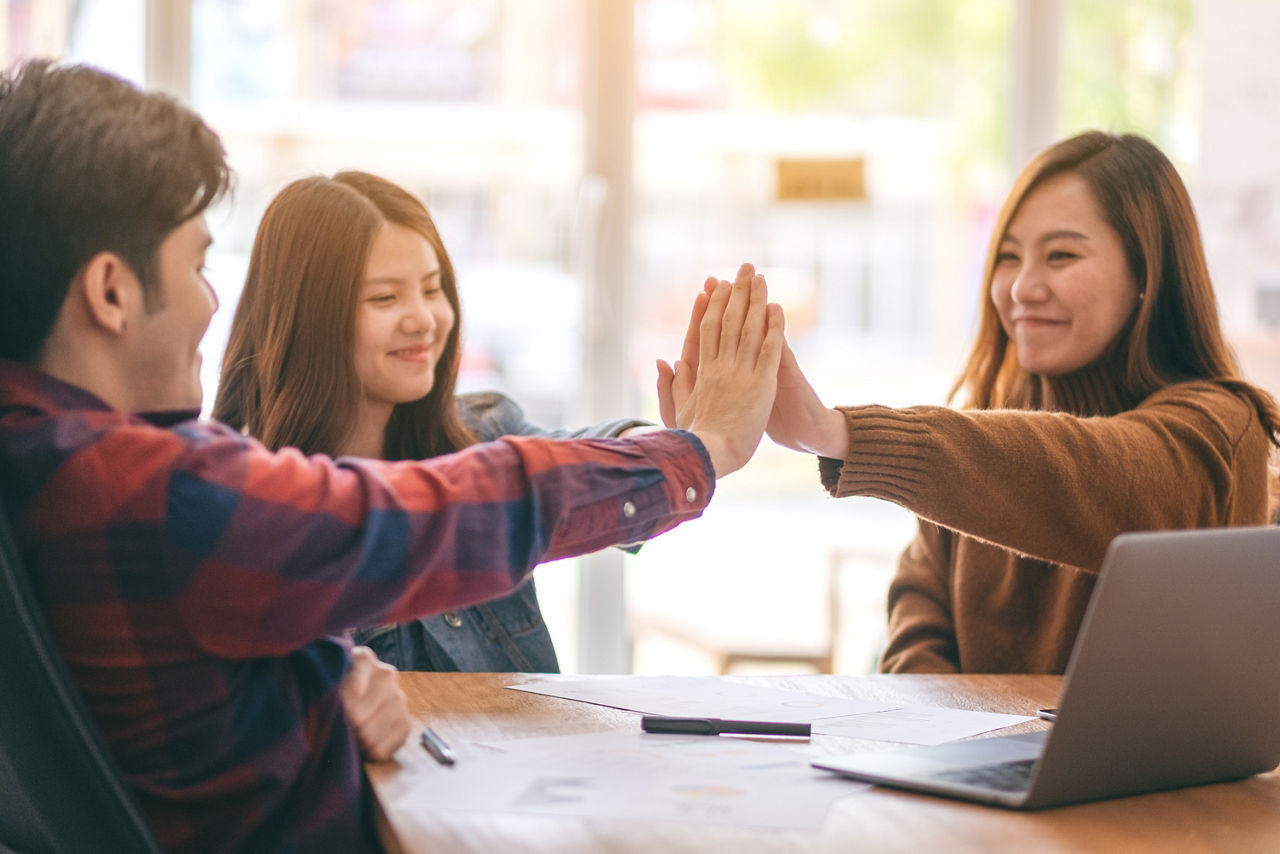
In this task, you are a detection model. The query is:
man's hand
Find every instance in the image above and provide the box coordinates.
[341,646,412,761]
[657,262,784,477]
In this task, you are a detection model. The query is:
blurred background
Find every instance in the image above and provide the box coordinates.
[5,0,1277,675]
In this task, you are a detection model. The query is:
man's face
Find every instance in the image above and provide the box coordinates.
[126,215,217,412]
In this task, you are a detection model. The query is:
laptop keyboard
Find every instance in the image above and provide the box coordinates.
[933,758,1036,792]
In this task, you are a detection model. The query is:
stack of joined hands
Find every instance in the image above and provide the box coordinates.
[656,262,850,472]
[351,261,850,759]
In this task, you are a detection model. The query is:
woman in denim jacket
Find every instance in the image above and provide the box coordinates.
[352,390,647,671]
[214,171,653,672]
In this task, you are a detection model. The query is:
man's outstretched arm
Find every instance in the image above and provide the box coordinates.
[143,265,781,658]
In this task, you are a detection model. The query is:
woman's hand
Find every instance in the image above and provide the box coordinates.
[656,275,715,430]
[765,342,849,459]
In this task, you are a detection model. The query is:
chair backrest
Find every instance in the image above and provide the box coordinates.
[0,496,162,854]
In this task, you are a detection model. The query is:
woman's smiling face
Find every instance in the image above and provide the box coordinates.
[990,171,1141,376]
[352,221,456,417]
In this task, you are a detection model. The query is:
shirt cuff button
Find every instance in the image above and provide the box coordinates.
[685,487,697,503]
[622,501,637,519]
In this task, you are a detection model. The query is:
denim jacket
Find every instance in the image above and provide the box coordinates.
[351,391,650,672]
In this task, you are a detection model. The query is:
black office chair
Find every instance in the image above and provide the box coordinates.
[0,497,162,854]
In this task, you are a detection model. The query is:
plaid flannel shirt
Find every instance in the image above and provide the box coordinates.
[0,359,712,853]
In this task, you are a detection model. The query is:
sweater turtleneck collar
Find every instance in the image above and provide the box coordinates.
[1036,345,1140,417]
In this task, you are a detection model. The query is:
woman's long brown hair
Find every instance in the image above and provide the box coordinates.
[952,131,1280,446]
[213,171,475,459]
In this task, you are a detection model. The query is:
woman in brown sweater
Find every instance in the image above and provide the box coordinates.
[755,131,1280,673]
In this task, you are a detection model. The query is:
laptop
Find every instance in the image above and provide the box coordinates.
[812,525,1280,809]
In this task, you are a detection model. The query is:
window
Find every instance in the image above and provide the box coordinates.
[3,0,144,81]
[624,0,1012,675]
[13,0,1260,676]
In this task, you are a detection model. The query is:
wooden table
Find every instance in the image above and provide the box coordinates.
[367,673,1280,853]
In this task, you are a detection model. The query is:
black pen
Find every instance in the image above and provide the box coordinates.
[640,716,811,737]
[420,727,457,766]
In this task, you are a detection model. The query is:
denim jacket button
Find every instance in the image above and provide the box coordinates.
[622,501,637,518]
[443,611,464,628]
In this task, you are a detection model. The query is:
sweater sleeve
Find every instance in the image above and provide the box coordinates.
[878,521,960,674]
[819,381,1270,570]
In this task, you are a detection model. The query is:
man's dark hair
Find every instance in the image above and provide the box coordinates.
[0,59,231,362]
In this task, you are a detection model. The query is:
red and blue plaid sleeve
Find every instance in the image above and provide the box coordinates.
[48,418,713,659]
[1,360,715,853]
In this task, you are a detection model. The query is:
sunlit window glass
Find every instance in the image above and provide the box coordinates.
[2,0,143,81]
[1061,0,1196,167]
[625,0,1012,676]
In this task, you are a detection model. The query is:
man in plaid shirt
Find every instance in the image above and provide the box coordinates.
[0,61,783,852]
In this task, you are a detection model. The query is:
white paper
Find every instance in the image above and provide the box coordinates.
[509,675,898,722]
[813,705,1034,745]
[382,729,865,830]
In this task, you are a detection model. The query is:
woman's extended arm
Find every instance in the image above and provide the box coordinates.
[818,382,1269,570]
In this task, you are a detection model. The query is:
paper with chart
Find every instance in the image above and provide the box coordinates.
[508,675,898,721]
[812,705,1035,745]
[380,729,864,829]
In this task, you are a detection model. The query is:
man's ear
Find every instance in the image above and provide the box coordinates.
[76,251,141,336]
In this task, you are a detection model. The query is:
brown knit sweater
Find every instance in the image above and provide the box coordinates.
[818,361,1272,674]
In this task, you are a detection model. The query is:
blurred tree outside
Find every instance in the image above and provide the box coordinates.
[712,1,1011,176]
[1061,0,1196,168]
